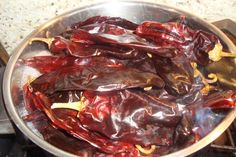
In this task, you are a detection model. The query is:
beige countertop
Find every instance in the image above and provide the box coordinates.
[0,0,236,54]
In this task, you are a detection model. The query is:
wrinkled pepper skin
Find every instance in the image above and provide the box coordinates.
[135,21,219,65]
[70,29,178,58]
[23,110,97,157]
[152,54,193,96]
[80,90,182,146]
[49,36,141,59]
[30,66,164,95]
[80,23,132,35]
[20,56,125,73]
[24,87,138,156]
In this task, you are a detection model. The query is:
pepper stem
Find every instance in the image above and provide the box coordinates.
[208,43,236,62]
[29,37,54,48]
[221,51,236,57]
[51,101,85,112]
[135,145,156,155]
[207,73,218,84]
[191,62,218,95]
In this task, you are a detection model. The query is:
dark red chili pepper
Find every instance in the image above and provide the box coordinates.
[20,54,158,78]
[41,36,142,59]
[20,56,125,74]
[32,24,178,58]
[79,89,181,146]
[71,16,138,30]
[24,87,236,156]
[70,29,178,58]
[80,23,130,35]
[30,66,164,95]
[24,88,138,156]
[23,109,97,156]
[135,21,219,65]
[72,22,178,58]
[42,123,97,157]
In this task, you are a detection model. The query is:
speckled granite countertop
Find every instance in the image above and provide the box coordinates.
[1,0,236,54]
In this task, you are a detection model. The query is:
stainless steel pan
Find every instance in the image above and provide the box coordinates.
[2,1,236,157]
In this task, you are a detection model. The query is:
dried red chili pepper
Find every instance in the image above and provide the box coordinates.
[135,21,219,65]
[20,56,125,73]
[23,109,97,156]
[80,23,130,35]
[70,29,178,58]
[31,36,142,59]
[30,66,164,95]
[22,55,158,77]
[24,88,138,156]
[71,16,138,30]
[79,89,182,146]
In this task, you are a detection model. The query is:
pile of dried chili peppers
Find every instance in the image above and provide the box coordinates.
[21,16,236,157]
